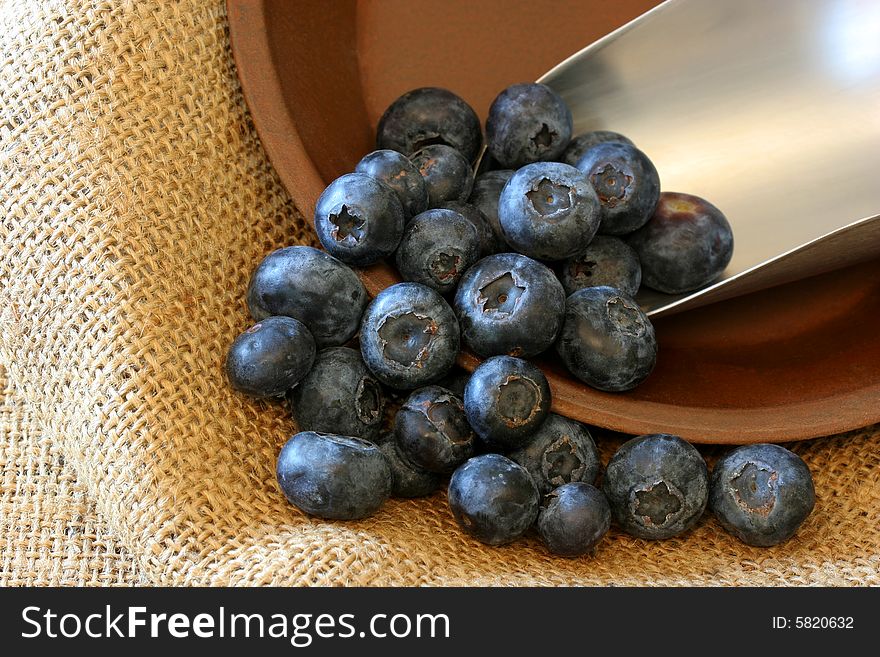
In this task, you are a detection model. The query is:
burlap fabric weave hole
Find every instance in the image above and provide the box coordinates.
[0,0,878,586]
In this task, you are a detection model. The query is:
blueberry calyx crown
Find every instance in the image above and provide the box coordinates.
[478,271,524,316]
[526,178,574,218]
[590,164,632,207]
[328,205,365,244]
[730,460,778,516]
[542,435,586,487]
[630,479,685,528]
[606,295,647,337]
[377,311,438,368]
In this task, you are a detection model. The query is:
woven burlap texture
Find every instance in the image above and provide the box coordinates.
[1,0,878,586]
[1,364,146,585]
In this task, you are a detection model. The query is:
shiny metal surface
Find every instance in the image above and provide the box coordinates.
[540,0,880,316]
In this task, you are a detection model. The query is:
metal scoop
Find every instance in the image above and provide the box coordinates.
[538,0,880,317]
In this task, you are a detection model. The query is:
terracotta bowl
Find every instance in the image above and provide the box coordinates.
[227,0,880,443]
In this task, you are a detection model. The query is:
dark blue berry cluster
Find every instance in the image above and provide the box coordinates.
[226,84,811,554]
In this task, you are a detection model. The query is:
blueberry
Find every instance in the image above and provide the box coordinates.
[410,144,474,208]
[378,436,443,498]
[555,286,657,392]
[288,347,384,441]
[509,413,600,495]
[464,356,550,451]
[561,130,634,167]
[246,246,368,347]
[576,141,660,235]
[486,83,573,168]
[376,87,483,163]
[440,201,498,258]
[627,192,734,294]
[276,431,391,520]
[314,173,405,266]
[453,253,565,357]
[710,443,815,547]
[360,282,460,389]
[498,161,600,260]
[355,149,429,220]
[603,433,708,540]
[395,386,476,473]
[447,453,540,545]
[559,235,642,297]
[467,170,515,253]
[537,483,611,556]
[395,208,480,294]
[226,316,316,398]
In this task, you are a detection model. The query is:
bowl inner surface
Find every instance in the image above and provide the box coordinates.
[228,0,880,442]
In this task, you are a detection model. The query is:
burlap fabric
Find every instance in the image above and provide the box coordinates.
[1,0,878,587]
[1,364,147,585]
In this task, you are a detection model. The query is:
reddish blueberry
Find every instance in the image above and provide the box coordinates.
[627,191,734,294]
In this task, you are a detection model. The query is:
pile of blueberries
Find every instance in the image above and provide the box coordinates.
[226,84,815,555]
